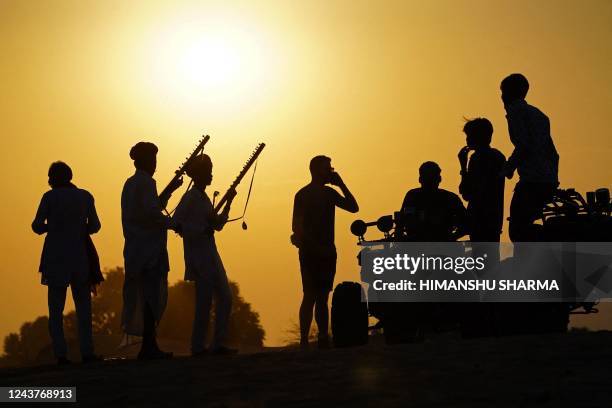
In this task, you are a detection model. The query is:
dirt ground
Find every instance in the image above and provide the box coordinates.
[2,331,612,407]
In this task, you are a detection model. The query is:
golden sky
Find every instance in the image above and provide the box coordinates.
[1,0,611,346]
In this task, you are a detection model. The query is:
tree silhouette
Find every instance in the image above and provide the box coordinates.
[0,267,265,367]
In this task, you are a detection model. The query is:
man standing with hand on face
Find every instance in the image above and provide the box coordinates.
[457,120,506,337]
[291,155,359,349]
[458,118,506,252]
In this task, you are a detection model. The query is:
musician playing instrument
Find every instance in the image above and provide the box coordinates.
[121,142,182,360]
[172,154,238,356]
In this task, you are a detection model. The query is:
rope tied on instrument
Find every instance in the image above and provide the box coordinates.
[227,159,258,230]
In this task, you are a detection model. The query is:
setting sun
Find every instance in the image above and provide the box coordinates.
[177,36,241,89]
[145,18,276,109]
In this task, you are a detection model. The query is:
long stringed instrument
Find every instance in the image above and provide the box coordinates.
[214,143,266,215]
[160,135,210,206]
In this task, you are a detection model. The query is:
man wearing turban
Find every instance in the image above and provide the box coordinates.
[121,142,182,359]
[172,154,237,355]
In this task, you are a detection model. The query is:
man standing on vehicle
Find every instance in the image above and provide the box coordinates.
[500,73,559,242]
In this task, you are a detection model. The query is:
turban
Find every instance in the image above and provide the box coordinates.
[129,142,158,162]
[185,154,212,179]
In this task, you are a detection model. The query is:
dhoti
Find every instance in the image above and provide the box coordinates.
[121,262,168,336]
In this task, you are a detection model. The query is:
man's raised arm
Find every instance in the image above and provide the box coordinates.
[331,173,359,213]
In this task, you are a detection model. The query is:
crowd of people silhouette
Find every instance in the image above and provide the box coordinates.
[31,73,560,363]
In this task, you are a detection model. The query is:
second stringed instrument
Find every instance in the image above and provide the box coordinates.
[214,143,266,215]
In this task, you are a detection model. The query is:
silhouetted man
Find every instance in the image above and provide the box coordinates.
[292,156,358,349]
[172,155,238,356]
[32,161,101,365]
[394,162,467,340]
[458,118,506,244]
[121,142,182,360]
[457,122,506,336]
[401,161,467,241]
[500,74,559,242]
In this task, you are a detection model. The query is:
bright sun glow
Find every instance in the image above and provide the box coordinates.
[178,36,241,90]
[146,17,277,112]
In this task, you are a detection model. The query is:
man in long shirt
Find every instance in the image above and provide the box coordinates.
[172,155,237,356]
[121,142,182,360]
[32,162,101,364]
[500,73,559,242]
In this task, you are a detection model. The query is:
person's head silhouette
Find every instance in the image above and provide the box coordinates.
[500,73,529,106]
[48,161,73,188]
[419,161,442,190]
[130,142,158,176]
[185,154,213,188]
[463,118,493,149]
[309,155,333,185]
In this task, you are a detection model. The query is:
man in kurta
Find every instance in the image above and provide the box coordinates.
[121,142,182,360]
[32,161,102,365]
[172,155,237,355]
